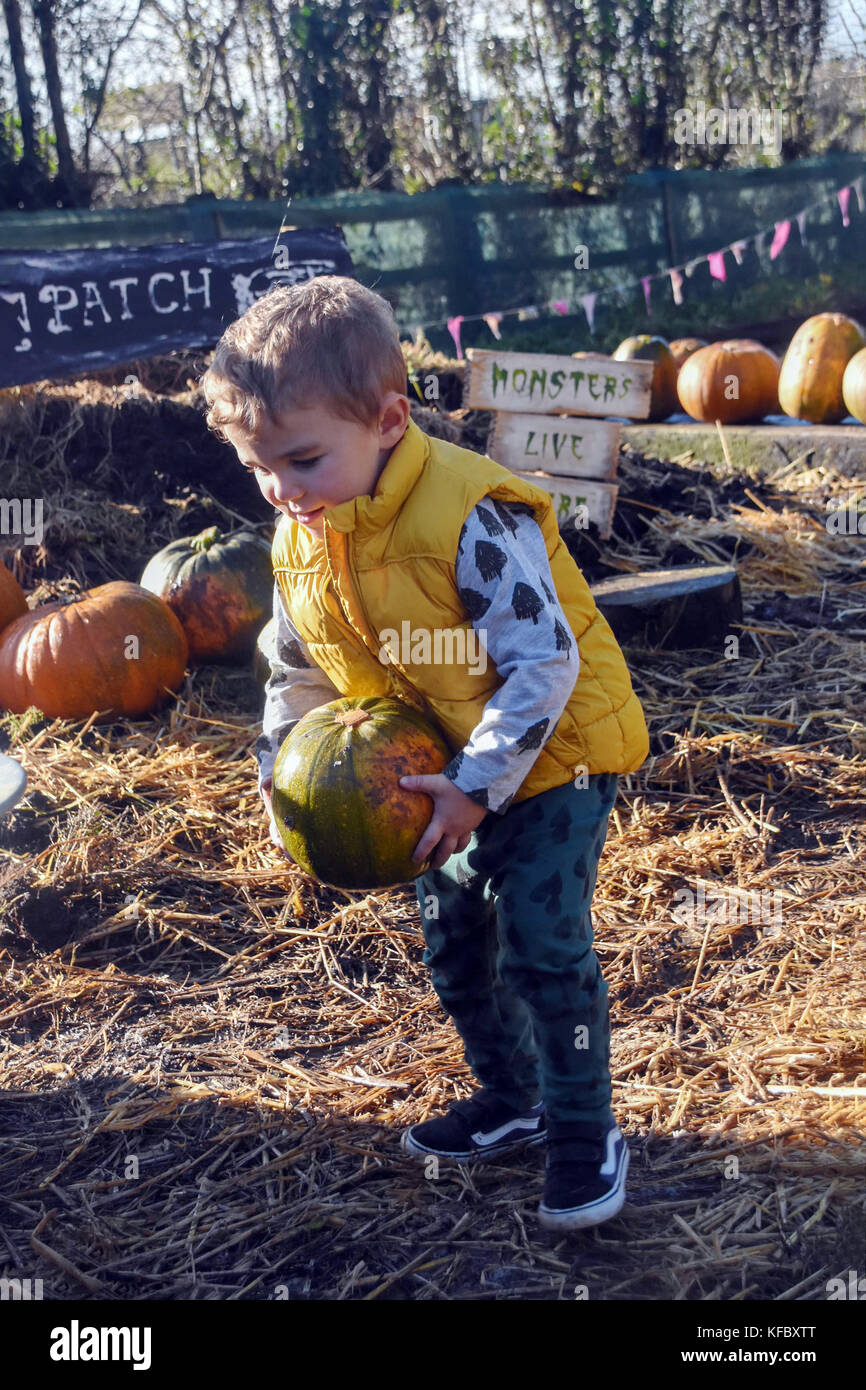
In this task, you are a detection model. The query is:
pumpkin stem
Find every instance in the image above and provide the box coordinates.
[191,526,221,553]
[335,708,372,729]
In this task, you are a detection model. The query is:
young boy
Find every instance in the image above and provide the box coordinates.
[201,275,649,1232]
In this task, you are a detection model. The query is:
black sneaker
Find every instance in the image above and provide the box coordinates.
[401,1090,546,1163]
[538,1121,629,1231]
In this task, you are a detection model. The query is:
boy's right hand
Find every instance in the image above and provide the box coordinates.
[261,779,295,863]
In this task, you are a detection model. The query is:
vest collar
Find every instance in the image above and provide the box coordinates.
[320,416,428,536]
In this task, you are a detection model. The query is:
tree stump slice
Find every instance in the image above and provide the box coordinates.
[591,564,742,649]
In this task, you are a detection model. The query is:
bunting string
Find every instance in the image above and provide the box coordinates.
[407,173,866,357]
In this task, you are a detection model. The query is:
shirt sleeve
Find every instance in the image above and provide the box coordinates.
[255,582,343,798]
[443,498,580,814]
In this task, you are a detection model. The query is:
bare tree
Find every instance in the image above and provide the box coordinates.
[63,0,148,179]
[2,0,39,171]
[410,0,476,183]
[0,0,856,210]
[703,0,827,159]
[31,0,85,202]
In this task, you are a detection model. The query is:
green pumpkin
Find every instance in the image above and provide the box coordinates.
[271,696,453,889]
[140,526,272,664]
[612,335,679,421]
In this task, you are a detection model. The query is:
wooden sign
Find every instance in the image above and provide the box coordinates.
[509,470,619,540]
[464,348,652,419]
[488,412,620,480]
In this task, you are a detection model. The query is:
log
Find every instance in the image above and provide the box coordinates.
[463,348,652,419]
[591,565,743,649]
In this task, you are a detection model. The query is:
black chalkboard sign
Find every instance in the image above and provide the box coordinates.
[0,227,353,388]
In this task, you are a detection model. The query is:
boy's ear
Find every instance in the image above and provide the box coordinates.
[380,393,410,439]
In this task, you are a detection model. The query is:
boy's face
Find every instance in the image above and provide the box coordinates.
[225,393,410,533]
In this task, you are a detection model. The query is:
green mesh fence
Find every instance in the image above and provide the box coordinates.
[1,153,864,355]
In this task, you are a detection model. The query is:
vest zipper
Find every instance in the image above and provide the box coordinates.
[328,527,389,666]
[341,531,430,714]
[340,533,378,653]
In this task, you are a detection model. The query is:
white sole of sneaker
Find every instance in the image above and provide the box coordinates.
[537,1137,630,1231]
[400,1126,547,1165]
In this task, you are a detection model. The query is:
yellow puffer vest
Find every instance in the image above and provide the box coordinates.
[271,416,649,804]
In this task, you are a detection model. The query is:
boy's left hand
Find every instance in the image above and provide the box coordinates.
[399,773,488,870]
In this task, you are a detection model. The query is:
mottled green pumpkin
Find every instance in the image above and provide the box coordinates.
[140,526,272,663]
[271,697,452,889]
[612,336,679,420]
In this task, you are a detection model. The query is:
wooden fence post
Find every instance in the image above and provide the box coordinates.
[185,194,221,243]
[437,187,486,322]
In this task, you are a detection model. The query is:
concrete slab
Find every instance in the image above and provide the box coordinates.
[621,414,866,475]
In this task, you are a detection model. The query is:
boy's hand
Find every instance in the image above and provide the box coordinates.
[261,778,295,863]
[399,773,488,870]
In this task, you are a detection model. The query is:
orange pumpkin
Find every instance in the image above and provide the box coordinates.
[677,342,781,423]
[841,346,866,424]
[778,313,866,423]
[0,581,188,719]
[612,336,678,420]
[668,338,708,372]
[0,561,27,635]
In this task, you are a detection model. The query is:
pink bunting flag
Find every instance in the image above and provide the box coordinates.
[854,178,866,214]
[447,315,464,360]
[708,251,727,282]
[581,292,597,332]
[552,299,569,315]
[838,187,851,228]
[641,276,652,314]
[730,240,749,266]
[482,312,503,341]
[769,220,790,260]
[795,211,808,244]
[669,268,684,306]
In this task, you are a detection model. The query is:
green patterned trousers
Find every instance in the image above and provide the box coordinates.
[414,772,618,1128]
